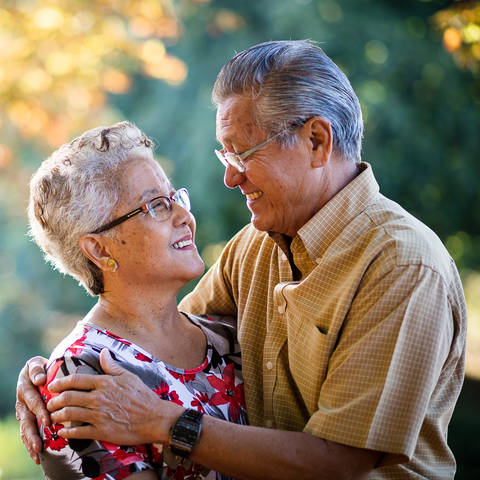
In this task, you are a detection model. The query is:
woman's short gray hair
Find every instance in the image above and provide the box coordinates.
[28,121,154,296]
[212,40,363,163]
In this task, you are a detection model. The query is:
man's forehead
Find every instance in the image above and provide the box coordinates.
[216,98,258,143]
[217,95,254,117]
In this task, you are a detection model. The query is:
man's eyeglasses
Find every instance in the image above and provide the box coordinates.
[214,129,288,173]
[91,188,190,234]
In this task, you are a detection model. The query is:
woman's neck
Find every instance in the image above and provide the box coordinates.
[85,285,182,346]
[84,292,206,369]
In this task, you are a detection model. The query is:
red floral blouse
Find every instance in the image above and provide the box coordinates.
[38,313,246,480]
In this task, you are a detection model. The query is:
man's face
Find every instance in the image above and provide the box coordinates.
[216,95,323,237]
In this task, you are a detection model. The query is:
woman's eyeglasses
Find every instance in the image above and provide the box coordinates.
[90,188,190,234]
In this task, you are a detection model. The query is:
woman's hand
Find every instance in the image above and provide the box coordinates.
[15,356,50,464]
[47,349,183,445]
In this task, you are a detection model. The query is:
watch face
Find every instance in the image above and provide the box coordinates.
[170,410,203,458]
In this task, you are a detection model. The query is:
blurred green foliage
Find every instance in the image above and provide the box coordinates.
[0,416,42,479]
[1,0,479,478]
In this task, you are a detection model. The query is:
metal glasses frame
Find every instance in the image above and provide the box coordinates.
[214,129,288,173]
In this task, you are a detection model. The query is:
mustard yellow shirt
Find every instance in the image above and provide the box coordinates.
[180,163,466,479]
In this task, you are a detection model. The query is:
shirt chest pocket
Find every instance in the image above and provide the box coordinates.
[280,282,340,414]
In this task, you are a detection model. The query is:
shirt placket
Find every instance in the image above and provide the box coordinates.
[262,247,294,428]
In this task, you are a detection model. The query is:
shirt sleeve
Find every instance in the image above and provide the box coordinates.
[303,262,457,465]
[39,351,159,479]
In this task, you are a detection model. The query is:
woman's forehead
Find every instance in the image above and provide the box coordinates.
[118,156,172,202]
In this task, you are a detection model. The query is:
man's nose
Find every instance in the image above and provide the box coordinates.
[224,163,245,189]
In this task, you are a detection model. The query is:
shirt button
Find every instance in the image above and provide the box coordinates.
[280,253,288,261]
[277,305,285,314]
[315,257,322,264]
[266,361,273,370]
[265,419,273,428]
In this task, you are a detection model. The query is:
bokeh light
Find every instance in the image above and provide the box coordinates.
[0,0,188,150]
[434,2,480,71]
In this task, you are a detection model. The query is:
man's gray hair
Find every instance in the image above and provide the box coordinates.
[212,40,363,163]
[28,121,154,296]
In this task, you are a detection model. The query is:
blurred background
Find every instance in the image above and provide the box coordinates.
[0,0,479,478]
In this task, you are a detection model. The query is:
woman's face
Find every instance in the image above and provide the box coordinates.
[106,154,204,291]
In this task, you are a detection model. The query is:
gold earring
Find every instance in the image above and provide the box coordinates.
[107,258,118,272]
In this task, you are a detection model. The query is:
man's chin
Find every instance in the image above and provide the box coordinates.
[251,215,272,233]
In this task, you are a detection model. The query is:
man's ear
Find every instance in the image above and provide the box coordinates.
[304,116,333,168]
[79,235,112,272]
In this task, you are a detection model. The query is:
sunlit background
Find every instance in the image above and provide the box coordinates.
[1,0,479,478]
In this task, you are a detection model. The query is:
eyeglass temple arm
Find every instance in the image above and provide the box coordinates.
[91,207,144,234]
[238,130,286,160]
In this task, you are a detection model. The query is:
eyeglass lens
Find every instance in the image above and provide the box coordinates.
[173,188,190,211]
[146,189,190,221]
[215,150,245,172]
[224,153,245,172]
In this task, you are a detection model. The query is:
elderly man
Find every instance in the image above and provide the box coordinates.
[17,40,466,479]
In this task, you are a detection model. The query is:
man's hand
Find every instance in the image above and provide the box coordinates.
[15,356,49,464]
[47,349,183,445]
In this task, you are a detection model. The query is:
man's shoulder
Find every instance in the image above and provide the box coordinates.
[362,195,456,279]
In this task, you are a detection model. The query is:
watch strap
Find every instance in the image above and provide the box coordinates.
[169,409,204,458]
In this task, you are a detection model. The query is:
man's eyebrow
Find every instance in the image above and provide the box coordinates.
[217,137,237,151]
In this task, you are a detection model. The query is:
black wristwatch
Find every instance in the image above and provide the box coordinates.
[169,409,204,458]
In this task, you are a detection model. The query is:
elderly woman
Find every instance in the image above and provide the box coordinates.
[26,121,246,479]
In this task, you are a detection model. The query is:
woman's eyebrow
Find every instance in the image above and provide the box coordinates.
[139,183,173,202]
[139,188,160,201]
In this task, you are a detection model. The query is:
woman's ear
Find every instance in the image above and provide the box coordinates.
[303,116,333,168]
[79,235,112,272]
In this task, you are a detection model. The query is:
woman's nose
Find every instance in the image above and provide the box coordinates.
[172,201,193,227]
[224,163,245,189]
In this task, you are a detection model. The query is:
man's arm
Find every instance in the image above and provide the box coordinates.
[45,349,382,480]
[16,356,50,464]
[193,417,380,480]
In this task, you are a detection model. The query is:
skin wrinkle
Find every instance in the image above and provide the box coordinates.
[48,351,183,446]
[218,95,344,237]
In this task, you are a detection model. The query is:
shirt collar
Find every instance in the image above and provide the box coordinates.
[270,162,380,264]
